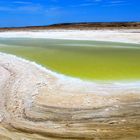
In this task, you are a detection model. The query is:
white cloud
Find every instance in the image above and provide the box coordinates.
[110,0,125,4]
[101,0,129,7]
[13,1,32,4]
[87,0,102,2]
[70,3,97,7]
[0,4,43,13]
[0,6,13,11]
[45,7,63,16]
[18,5,42,12]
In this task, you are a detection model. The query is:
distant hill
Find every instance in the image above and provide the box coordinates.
[0,22,140,31]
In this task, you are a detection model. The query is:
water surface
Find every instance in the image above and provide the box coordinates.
[0,38,140,80]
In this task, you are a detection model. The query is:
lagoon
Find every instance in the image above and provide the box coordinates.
[0,38,140,80]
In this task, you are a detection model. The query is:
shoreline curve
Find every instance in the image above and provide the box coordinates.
[0,52,140,139]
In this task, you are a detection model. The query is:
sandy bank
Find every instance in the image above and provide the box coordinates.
[0,52,140,139]
[0,29,140,44]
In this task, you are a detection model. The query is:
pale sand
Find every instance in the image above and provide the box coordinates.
[0,52,140,139]
[0,29,140,44]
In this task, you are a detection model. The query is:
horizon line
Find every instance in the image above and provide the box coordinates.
[0,21,140,28]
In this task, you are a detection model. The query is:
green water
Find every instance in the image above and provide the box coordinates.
[0,38,140,80]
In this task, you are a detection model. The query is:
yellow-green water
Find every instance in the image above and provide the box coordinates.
[0,38,140,80]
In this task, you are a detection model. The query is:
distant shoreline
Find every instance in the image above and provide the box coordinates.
[0,22,140,31]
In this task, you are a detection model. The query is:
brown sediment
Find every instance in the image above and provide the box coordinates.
[0,22,140,31]
[0,52,140,140]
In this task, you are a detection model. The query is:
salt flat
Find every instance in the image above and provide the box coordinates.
[0,29,140,139]
[0,29,140,44]
[0,52,140,139]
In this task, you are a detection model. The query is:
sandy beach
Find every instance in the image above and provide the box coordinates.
[0,29,140,44]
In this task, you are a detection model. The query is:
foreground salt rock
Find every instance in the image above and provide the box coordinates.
[0,52,140,140]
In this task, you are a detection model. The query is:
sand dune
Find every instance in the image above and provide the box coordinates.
[0,52,140,139]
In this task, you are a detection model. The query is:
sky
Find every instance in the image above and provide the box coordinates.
[0,0,140,27]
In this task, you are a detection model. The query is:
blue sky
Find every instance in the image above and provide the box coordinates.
[0,0,140,27]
